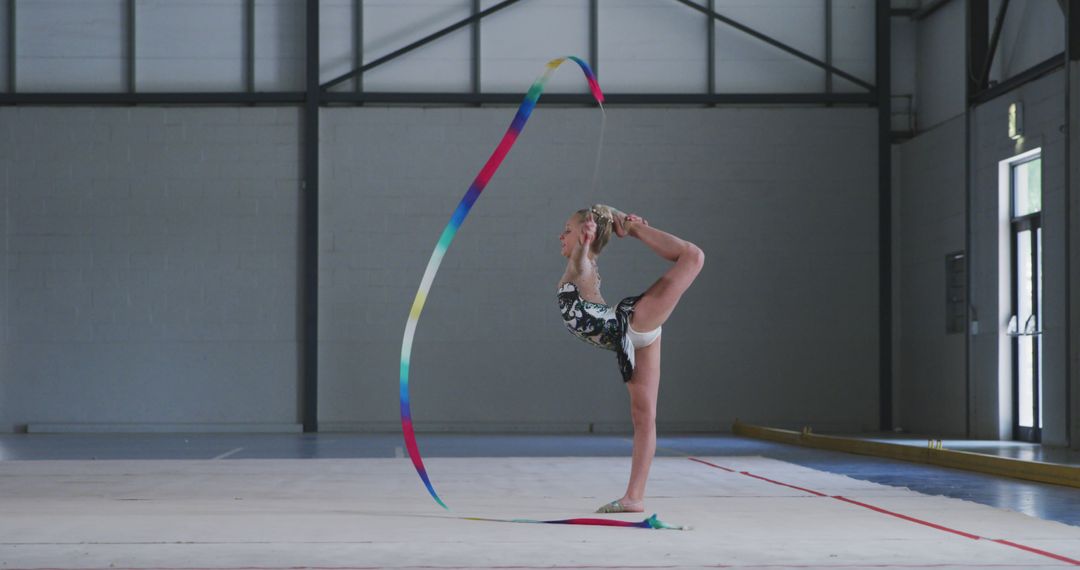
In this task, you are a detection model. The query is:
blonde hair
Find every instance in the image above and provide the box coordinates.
[575,204,616,255]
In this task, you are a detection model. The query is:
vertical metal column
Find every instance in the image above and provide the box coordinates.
[472,0,480,95]
[968,1,989,99]
[302,0,320,433]
[1066,0,1079,448]
[965,0,988,438]
[354,0,363,93]
[962,119,973,436]
[8,0,15,93]
[876,0,893,431]
[126,0,135,93]
[707,0,715,97]
[245,0,254,93]
[825,0,833,97]
[590,0,598,78]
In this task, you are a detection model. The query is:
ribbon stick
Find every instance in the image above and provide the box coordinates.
[399,57,604,510]
[462,514,692,531]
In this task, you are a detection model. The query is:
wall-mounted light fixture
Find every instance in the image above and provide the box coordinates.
[1008,102,1023,140]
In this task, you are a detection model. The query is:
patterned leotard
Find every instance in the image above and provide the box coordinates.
[556,281,641,382]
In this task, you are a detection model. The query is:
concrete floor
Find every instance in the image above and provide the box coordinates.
[2,434,1080,569]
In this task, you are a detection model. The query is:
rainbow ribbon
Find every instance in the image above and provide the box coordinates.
[400,56,604,510]
[462,514,691,530]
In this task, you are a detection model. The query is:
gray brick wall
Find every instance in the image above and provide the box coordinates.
[896,70,1071,444]
[968,70,1067,442]
[0,103,9,423]
[0,107,301,432]
[894,115,967,436]
[0,104,881,434]
[320,106,880,433]
[1073,62,1080,451]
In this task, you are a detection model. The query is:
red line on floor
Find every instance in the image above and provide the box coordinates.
[688,456,1080,566]
[993,539,1080,565]
[832,496,981,540]
[687,456,735,472]
[740,471,828,497]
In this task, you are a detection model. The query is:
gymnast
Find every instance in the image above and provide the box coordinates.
[556,204,705,514]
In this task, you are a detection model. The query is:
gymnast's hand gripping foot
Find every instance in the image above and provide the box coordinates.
[556,204,705,515]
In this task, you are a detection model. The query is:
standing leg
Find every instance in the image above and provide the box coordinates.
[596,337,661,513]
[595,216,701,514]
[624,336,661,506]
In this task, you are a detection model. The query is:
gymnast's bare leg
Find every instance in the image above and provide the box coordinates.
[602,215,704,513]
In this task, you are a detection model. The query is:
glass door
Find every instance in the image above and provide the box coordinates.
[1008,156,1042,442]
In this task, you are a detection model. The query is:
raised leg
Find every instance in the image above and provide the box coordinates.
[627,223,704,332]
[624,219,690,262]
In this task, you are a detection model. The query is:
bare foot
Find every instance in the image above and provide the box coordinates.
[612,213,630,238]
[595,497,645,513]
[601,206,627,238]
[617,214,649,238]
[611,210,634,238]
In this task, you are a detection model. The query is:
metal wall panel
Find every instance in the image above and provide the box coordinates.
[478,0,589,94]
[991,0,1066,84]
[254,0,305,92]
[600,0,708,93]
[16,0,125,92]
[136,0,245,92]
[362,0,471,93]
